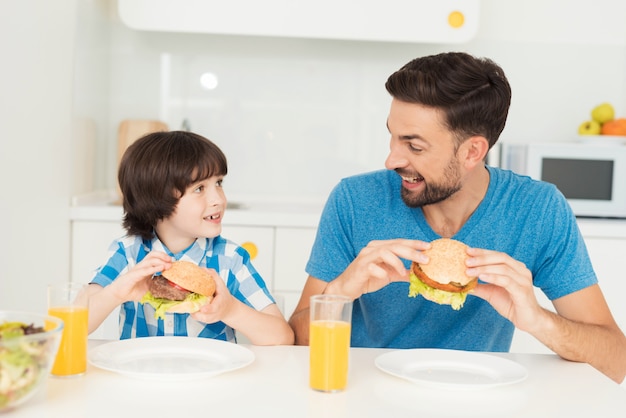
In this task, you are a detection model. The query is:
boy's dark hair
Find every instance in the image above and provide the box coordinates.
[118,130,228,240]
[385,52,511,149]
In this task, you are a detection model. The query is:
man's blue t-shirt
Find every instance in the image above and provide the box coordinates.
[306,166,597,351]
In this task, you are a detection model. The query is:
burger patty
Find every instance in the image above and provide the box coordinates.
[412,263,477,293]
[148,275,191,301]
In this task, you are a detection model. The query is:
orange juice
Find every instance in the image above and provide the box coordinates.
[309,320,351,392]
[48,306,88,376]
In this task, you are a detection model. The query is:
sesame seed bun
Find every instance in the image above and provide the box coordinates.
[161,261,216,298]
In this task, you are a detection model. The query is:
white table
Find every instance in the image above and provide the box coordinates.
[9,341,626,418]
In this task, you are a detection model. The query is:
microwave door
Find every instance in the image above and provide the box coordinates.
[541,158,612,200]
[539,155,626,218]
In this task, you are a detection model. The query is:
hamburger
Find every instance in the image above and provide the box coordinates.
[141,261,216,319]
[408,238,477,310]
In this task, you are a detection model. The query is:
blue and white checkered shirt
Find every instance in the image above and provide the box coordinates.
[90,234,275,341]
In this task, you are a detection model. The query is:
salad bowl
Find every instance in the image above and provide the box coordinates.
[0,311,63,412]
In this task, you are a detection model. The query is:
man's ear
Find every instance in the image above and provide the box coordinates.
[462,136,490,168]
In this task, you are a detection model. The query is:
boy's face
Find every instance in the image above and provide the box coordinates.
[156,175,226,251]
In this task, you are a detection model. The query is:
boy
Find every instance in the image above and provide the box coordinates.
[85,130,294,345]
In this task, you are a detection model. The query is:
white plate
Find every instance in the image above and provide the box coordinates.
[375,349,528,390]
[88,336,254,381]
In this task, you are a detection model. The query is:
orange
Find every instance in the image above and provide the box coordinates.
[601,118,626,136]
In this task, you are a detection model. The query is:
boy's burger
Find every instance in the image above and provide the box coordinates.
[408,238,477,310]
[141,261,216,319]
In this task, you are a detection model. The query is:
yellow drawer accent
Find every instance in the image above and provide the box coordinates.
[241,241,258,260]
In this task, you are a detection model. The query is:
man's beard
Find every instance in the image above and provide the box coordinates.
[400,158,462,208]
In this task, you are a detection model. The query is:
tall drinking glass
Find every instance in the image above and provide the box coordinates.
[47,282,89,377]
[309,294,352,392]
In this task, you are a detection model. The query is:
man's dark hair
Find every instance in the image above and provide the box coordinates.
[118,130,227,240]
[385,52,512,148]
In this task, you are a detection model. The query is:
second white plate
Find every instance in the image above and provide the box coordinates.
[375,348,528,390]
[89,336,254,381]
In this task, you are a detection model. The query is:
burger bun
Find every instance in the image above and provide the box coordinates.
[408,238,477,310]
[414,238,477,292]
[161,260,216,298]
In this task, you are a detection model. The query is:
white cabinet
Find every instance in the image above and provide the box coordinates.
[577,220,626,336]
[584,237,626,330]
[71,220,125,284]
[118,0,480,44]
[221,225,275,291]
[510,221,626,354]
[71,220,125,340]
[274,227,317,319]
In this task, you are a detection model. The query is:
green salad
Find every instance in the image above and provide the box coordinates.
[0,321,48,410]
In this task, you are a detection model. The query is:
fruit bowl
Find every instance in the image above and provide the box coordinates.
[0,311,63,412]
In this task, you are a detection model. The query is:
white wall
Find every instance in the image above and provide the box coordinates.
[74,0,626,204]
[0,0,77,312]
[1,0,626,313]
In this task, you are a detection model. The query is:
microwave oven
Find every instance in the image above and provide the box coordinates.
[500,141,626,219]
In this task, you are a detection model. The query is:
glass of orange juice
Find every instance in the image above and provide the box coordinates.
[47,282,89,377]
[309,294,352,392]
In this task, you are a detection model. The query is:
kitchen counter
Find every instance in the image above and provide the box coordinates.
[9,340,626,418]
[576,217,626,238]
[70,190,324,228]
[70,191,626,234]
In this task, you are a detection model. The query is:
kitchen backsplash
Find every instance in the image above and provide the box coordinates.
[71,0,626,202]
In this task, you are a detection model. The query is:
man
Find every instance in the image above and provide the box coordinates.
[288,52,626,384]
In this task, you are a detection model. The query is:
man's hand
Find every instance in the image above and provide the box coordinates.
[325,238,430,299]
[466,247,544,332]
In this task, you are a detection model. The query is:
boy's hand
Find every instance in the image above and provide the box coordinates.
[108,251,173,303]
[191,269,234,324]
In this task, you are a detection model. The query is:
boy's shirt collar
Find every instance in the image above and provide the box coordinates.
[147,235,211,266]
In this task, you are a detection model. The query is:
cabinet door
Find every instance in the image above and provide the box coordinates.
[221,225,275,290]
[71,220,125,340]
[71,221,126,283]
[584,237,626,331]
[274,227,317,318]
[511,236,626,354]
[510,290,554,354]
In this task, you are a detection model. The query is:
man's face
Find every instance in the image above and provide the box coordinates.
[384,99,463,208]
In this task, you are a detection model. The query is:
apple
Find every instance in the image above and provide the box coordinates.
[600,118,626,136]
[591,102,615,124]
[578,120,602,135]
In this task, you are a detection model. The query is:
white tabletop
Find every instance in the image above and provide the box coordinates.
[9,340,626,418]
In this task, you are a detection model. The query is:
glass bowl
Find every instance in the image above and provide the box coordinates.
[0,311,63,412]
